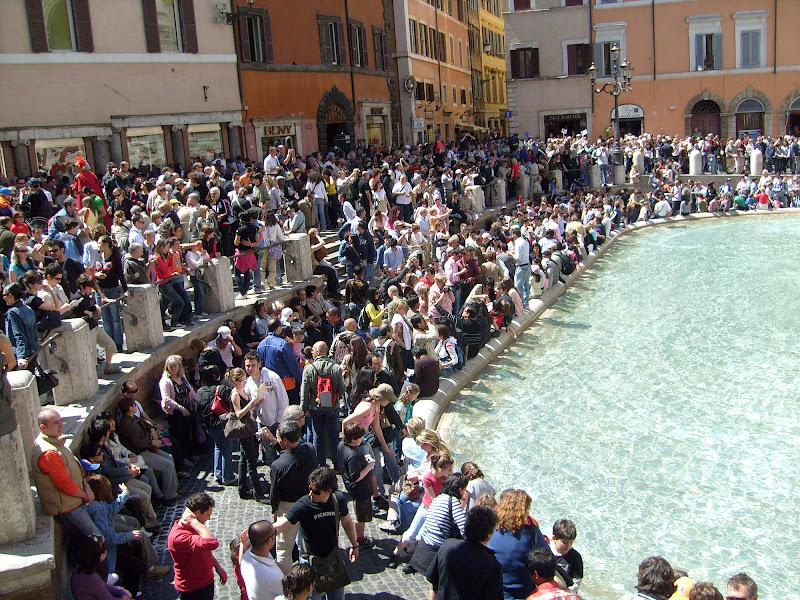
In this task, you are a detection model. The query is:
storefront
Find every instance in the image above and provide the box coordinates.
[543,113,587,139]
[360,103,392,149]
[254,119,302,157]
[187,124,223,163]
[35,137,85,178]
[126,126,167,169]
[611,104,645,136]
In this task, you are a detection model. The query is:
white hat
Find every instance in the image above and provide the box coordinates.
[217,326,232,339]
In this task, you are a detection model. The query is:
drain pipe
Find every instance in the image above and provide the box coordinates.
[344,0,357,143]
[651,0,656,80]
[773,0,777,75]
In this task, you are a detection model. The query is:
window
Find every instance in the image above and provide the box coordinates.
[694,33,722,70]
[458,39,463,66]
[461,88,467,105]
[438,31,446,62]
[449,35,454,63]
[514,0,531,9]
[734,10,767,69]
[564,0,584,5]
[42,0,75,50]
[27,0,94,53]
[349,21,367,68]
[155,0,181,52]
[416,82,425,101]
[510,47,540,79]
[239,12,273,63]
[409,19,418,54]
[592,40,619,77]
[567,43,592,75]
[318,16,345,65]
[420,24,428,56]
[448,0,453,15]
[739,30,761,68]
[457,0,465,22]
[442,85,448,105]
[498,74,504,103]
[373,27,387,71]
[142,0,196,54]
[453,86,457,105]
[429,26,437,59]
[426,82,435,102]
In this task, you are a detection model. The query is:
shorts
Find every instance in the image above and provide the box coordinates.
[355,496,373,523]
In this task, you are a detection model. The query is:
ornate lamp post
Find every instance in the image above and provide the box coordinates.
[588,44,632,166]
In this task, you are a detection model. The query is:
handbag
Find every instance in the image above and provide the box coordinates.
[222,411,258,440]
[306,494,351,593]
[268,242,283,259]
[400,474,421,502]
[32,360,59,396]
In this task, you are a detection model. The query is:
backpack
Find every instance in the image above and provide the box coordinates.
[211,384,231,416]
[553,250,575,276]
[314,367,339,409]
[356,304,371,332]
[453,342,465,371]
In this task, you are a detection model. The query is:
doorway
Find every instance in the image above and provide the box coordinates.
[691,100,721,137]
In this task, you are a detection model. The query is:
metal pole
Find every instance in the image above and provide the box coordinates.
[614,88,620,164]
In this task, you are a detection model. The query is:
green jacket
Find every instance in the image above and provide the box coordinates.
[301,356,346,412]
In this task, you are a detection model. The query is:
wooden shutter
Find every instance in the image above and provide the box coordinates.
[439,31,445,62]
[694,34,704,70]
[141,0,160,53]
[349,23,357,65]
[567,44,576,75]
[514,0,531,9]
[72,0,94,52]
[237,14,251,62]
[318,18,333,64]
[373,28,382,70]
[360,26,368,68]
[510,49,520,79]
[712,33,722,70]
[593,43,604,76]
[179,0,198,54]
[262,11,274,63]
[336,21,346,65]
[532,48,540,77]
[25,0,48,53]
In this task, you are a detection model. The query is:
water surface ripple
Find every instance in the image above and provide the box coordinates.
[445,215,800,600]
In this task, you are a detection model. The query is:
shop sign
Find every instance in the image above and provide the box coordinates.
[611,104,645,119]
[265,123,295,136]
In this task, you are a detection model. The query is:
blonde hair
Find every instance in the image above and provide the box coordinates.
[397,384,420,407]
[406,416,425,438]
[415,428,451,458]
[163,354,184,378]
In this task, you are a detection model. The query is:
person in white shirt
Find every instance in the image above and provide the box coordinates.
[264,146,281,176]
[510,226,531,306]
[239,520,284,600]
[391,174,413,222]
[244,351,288,465]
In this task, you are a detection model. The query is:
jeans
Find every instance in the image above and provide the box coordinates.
[337,222,351,240]
[400,501,427,541]
[181,581,214,600]
[189,274,205,315]
[206,427,234,482]
[238,434,262,496]
[172,279,193,323]
[314,196,328,230]
[314,264,340,295]
[515,264,531,306]
[310,584,345,600]
[236,266,252,296]
[141,448,178,500]
[600,164,612,185]
[368,443,400,496]
[159,282,186,327]
[100,286,124,350]
[252,249,263,291]
[55,505,102,538]
[441,366,455,377]
[310,409,340,470]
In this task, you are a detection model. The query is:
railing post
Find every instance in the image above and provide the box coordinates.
[121,284,164,352]
[7,370,38,464]
[203,256,236,314]
[49,319,98,406]
[283,234,313,283]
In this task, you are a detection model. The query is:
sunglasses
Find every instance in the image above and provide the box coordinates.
[126,388,139,394]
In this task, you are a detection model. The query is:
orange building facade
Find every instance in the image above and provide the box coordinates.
[234,0,398,159]
[590,0,800,141]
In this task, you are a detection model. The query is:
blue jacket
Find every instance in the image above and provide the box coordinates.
[6,300,39,360]
[86,490,133,572]
[487,523,547,599]
[257,333,303,381]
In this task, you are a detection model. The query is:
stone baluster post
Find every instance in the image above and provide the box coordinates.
[283,234,313,283]
[203,256,236,314]
[49,319,98,406]
[7,370,38,463]
[121,285,164,352]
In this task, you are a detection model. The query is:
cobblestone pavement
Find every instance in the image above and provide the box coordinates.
[141,447,432,600]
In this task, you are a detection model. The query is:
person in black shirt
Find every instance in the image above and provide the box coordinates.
[233,209,259,298]
[269,420,318,573]
[95,235,128,352]
[409,345,440,398]
[274,466,360,597]
[337,423,375,548]
[66,273,121,374]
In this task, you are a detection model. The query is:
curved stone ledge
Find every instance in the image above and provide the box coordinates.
[422,208,800,435]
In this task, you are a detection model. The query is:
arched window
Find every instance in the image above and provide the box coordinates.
[786,97,800,135]
[735,98,765,136]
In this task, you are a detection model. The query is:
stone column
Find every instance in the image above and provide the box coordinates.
[171,126,187,167]
[613,165,626,187]
[121,285,164,352]
[7,370,38,462]
[203,257,235,314]
[552,169,563,191]
[283,234,313,283]
[11,141,32,178]
[110,130,124,165]
[750,148,763,176]
[518,173,529,200]
[590,164,602,189]
[228,125,242,159]
[93,138,111,170]
[689,148,702,176]
[49,319,98,406]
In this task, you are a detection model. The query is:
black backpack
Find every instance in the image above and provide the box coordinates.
[553,250,575,276]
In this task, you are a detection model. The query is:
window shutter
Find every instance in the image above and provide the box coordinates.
[532,48,540,77]
[567,44,576,75]
[593,43,603,76]
[360,26,368,68]
[237,15,251,62]
[336,22,346,65]
[695,34,704,70]
[318,18,332,64]
[262,11,274,63]
[429,26,436,59]
[25,0,48,53]
[179,0,198,54]
[439,31,446,62]
[141,0,160,53]
[712,33,722,70]
[373,29,382,70]
[349,24,357,65]
[71,0,94,52]
[510,49,520,79]
[514,0,531,9]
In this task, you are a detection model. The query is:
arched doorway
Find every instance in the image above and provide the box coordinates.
[787,97,800,135]
[735,98,765,138]
[691,100,721,137]
[316,86,355,153]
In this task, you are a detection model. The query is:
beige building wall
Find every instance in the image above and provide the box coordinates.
[479,0,508,134]
[0,0,241,176]
[504,0,592,139]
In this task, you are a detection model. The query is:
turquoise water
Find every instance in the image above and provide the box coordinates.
[445,214,800,600]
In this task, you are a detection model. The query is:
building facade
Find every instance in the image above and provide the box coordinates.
[232,0,397,159]
[0,0,243,178]
[394,0,473,145]
[503,0,592,140]
[477,0,507,135]
[589,0,800,140]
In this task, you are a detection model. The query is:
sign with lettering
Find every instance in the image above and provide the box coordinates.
[265,123,295,136]
[326,105,347,124]
[370,107,386,115]
[414,118,424,129]
[505,110,512,118]
[611,104,645,119]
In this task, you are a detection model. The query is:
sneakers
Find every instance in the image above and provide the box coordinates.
[236,294,247,300]
[146,565,171,579]
[103,365,122,374]
[373,496,390,510]
[379,522,403,536]
[402,564,416,575]
[357,536,376,549]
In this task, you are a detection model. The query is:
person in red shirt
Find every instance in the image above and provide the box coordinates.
[525,548,580,600]
[167,492,227,600]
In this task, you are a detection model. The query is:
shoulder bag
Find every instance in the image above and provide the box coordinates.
[306,494,351,593]
[222,391,258,439]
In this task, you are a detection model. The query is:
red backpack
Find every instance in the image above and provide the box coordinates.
[315,370,339,409]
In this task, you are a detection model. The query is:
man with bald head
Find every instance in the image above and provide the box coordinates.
[32,408,101,537]
[301,341,346,471]
[240,520,283,600]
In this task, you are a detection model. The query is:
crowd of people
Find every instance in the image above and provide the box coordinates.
[14,131,776,600]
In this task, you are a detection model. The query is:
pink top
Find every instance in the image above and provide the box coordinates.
[353,399,380,432]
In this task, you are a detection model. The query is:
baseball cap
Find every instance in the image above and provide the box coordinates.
[80,459,100,471]
[217,326,232,338]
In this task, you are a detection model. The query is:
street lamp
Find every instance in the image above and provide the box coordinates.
[588,43,633,166]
